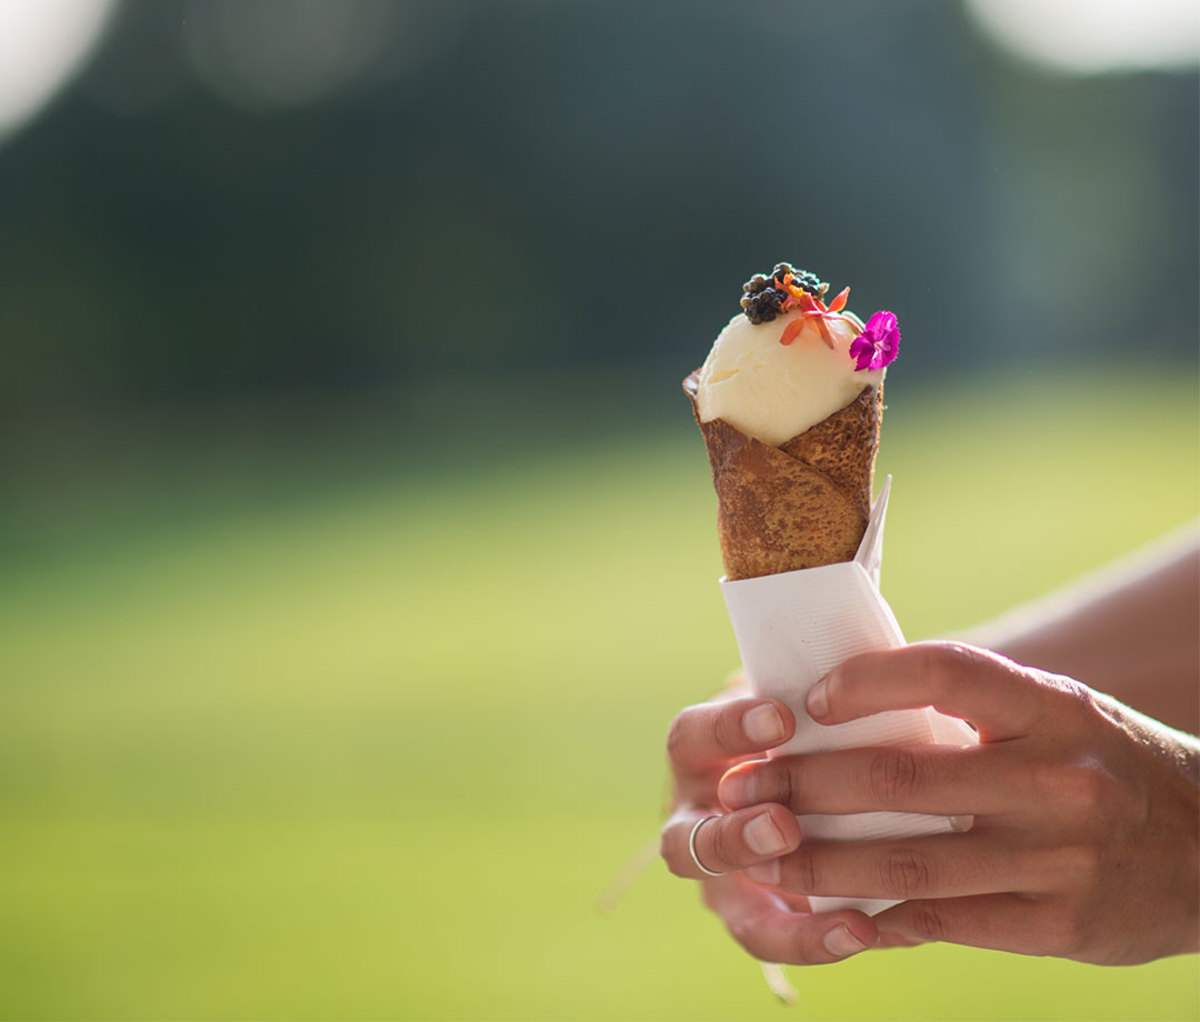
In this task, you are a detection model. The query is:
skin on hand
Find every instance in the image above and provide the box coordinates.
[717,642,1200,965]
[660,692,880,963]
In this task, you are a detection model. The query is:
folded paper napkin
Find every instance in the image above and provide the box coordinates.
[719,477,977,915]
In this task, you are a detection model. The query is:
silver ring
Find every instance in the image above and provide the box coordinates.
[688,814,725,877]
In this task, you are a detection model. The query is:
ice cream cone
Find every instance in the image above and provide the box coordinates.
[683,372,882,580]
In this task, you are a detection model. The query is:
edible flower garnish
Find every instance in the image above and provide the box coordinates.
[740,263,827,324]
[741,263,853,349]
[777,284,850,350]
[848,310,900,372]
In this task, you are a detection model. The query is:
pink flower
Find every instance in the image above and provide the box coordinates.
[849,310,900,372]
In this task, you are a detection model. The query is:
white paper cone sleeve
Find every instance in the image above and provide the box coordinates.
[719,478,978,916]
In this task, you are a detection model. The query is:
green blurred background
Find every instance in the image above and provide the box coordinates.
[1,1,1197,1019]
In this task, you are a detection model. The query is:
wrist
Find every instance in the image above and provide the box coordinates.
[1172,740,1200,956]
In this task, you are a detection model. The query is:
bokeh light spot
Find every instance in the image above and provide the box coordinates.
[0,0,116,143]
[967,0,1200,74]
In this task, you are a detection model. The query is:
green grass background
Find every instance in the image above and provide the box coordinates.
[2,373,1198,1019]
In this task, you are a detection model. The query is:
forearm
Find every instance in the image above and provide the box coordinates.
[964,524,1199,734]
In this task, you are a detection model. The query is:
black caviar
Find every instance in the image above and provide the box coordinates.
[740,263,829,324]
[740,283,788,324]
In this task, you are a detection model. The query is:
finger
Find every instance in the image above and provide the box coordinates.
[703,873,879,964]
[668,698,795,772]
[720,743,1027,817]
[771,832,1055,902]
[807,642,1044,741]
[661,805,801,879]
[875,893,1079,958]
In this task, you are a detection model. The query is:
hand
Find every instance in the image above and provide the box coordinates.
[718,642,1200,965]
[660,689,881,963]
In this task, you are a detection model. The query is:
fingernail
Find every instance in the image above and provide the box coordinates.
[744,859,780,885]
[823,925,867,959]
[742,703,785,744]
[743,811,787,856]
[718,768,750,807]
[807,677,830,720]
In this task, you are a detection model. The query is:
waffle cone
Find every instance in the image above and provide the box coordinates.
[683,372,882,580]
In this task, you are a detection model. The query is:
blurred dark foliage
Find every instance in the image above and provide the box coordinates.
[0,0,1195,422]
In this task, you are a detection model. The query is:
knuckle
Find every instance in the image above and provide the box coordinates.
[712,705,744,757]
[664,856,691,879]
[730,761,789,810]
[915,641,971,687]
[665,709,692,765]
[783,763,800,810]
[918,641,1005,697]
[869,747,924,804]
[706,817,737,871]
[931,640,975,663]
[787,845,822,894]
[1042,905,1089,957]
[904,899,949,943]
[720,901,791,963]
[1053,843,1104,891]
[1059,761,1112,815]
[909,644,947,688]
[1062,677,1096,710]
[660,827,688,878]
[1032,758,1117,822]
[768,762,795,810]
[880,847,933,899]
[1117,774,1150,826]
[726,912,771,961]
[1044,674,1099,719]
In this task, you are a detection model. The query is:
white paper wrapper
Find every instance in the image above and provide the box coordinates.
[719,477,978,916]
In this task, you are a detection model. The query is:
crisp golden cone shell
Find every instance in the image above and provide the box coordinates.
[683,371,882,580]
